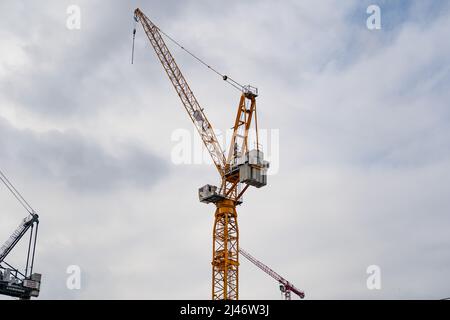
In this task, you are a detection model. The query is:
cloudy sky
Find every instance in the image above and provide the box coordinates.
[0,0,449,299]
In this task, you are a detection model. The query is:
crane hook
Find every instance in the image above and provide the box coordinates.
[131,17,138,64]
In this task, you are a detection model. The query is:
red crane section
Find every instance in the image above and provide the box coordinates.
[239,248,305,300]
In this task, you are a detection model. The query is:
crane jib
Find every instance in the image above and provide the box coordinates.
[135,9,226,174]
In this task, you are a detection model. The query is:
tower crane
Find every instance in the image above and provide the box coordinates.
[0,169,41,299]
[133,8,269,300]
[239,248,305,300]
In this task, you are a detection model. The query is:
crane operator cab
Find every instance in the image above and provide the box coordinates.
[199,149,269,203]
[0,268,41,299]
[198,185,225,204]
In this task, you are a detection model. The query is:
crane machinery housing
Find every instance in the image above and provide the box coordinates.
[0,170,41,299]
[133,8,269,300]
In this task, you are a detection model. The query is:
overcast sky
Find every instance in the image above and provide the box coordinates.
[0,0,449,299]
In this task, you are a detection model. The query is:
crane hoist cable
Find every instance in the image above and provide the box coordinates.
[131,17,137,64]
[131,16,245,92]
[0,168,35,215]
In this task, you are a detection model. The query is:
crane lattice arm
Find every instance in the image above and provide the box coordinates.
[240,248,305,300]
[0,214,38,263]
[134,8,226,175]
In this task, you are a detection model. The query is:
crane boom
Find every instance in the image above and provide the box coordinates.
[134,8,226,175]
[0,215,36,263]
[240,248,305,300]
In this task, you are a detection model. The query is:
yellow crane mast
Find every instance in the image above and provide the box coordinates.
[134,8,269,300]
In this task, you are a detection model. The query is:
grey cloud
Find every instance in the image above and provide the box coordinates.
[0,0,192,118]
[0,117,168,192]
[1,0,450,300]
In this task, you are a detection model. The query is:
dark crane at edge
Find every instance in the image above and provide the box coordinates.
[0,169,41,299]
